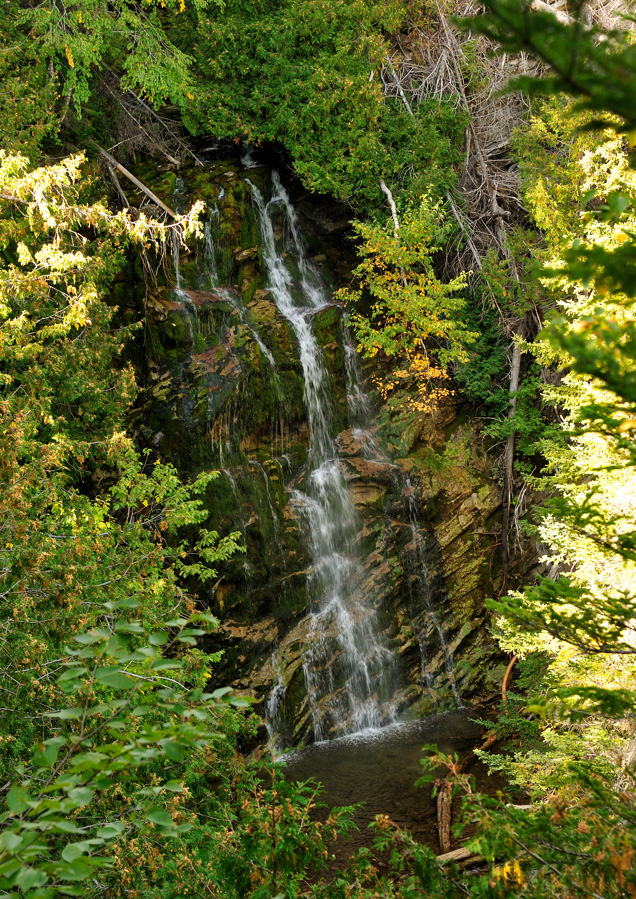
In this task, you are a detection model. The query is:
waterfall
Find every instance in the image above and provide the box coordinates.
[403,482,462,707]
[201,206,278,373]
[161,161,465,748]
[250,173,398,742]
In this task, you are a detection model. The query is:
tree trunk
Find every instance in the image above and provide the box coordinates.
[500,340,522,594]
[436,781,453,854]
[97,147,178,220]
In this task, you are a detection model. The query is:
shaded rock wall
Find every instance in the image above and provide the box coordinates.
[127,155,539,747]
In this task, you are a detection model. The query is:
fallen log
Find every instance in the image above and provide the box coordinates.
[437,847,473,864]
[97,146,178,221]
[437,846,486,868]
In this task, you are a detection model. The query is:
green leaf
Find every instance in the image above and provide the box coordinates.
[7,788,30,814]
[211,687,232,699]
[190,611,218,625]
[94,667,135,689]
[150,659,182,672]
[59,859,93,881]
[114,621,144,634]
[96,822,125,839]
[47,821,84,834]
[112,597,139,610]
[61,840,102,863]
[45,708,83,720]
[73,631,107,645]
[145,808,174,827]
[61,844,86,863]
[162,741,185,762]
[67,787,95,807]
[162,781,184,792]
[58,667,87,692]
[34,737,66,767]
[16,868,48,890]
[0,832,23,853]
[149,631,168,646]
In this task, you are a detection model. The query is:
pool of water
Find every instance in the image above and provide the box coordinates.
[280,709,505,864]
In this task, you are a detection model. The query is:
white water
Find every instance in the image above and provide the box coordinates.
[250,173,398,741]
[170,165,463,742]
[201,208,278,371]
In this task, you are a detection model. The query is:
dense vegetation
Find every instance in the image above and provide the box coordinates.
[2,0,636,896]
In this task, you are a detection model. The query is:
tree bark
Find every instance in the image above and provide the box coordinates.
[105,163,131,211]
[500,340,522,594]
[502,653,519,700]
[436,780,453,854]
[380,178,400,237]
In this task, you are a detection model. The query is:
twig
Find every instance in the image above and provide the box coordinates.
[105,164,131,211]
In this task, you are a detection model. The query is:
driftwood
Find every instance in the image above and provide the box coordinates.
[437,846,473,864]
[97,147,178,221]
[434,730,499,853]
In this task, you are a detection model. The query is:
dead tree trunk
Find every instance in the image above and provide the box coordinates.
[97,147,179,221]
[436,781,453,854]
[500,338,522,593]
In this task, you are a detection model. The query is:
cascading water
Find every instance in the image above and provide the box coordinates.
[403,482,462,707]
[249,173,398,741]
[159,159,467,749]
[201,207,278,372]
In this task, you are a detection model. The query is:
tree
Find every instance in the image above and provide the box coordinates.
[339,196,476,414]
[417,1,636,895]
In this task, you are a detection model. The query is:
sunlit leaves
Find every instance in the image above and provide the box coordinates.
[15,0,224,116]
[340,197,476,412]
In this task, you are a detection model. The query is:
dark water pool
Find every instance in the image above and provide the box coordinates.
[279,709,505,862]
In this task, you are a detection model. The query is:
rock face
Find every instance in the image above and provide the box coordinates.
[128,155,539,749]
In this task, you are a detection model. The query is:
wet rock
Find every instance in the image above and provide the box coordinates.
[347,481,386,507]
[130,157,538,749]
[235,246,258,262]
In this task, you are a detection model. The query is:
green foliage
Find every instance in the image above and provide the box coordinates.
[511,97,593,251]
[15,0,223,115]
[183,0,466,209]
[0,8,59,158]
[0,145,371,899]
[410,2,636,896]
[0,603,239,897]
[454,295,509,416]
[339,197,476,411]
